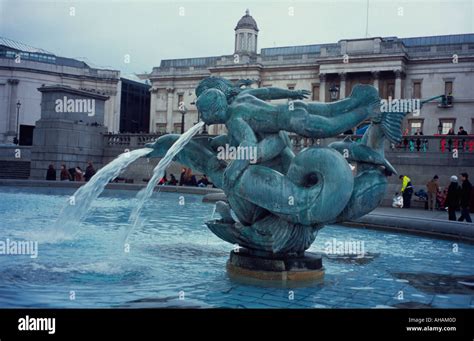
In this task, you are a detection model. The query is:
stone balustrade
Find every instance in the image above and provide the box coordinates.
[103,133,474,157]
[103,133,164,148]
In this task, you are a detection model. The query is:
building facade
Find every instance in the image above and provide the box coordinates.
[0,37,120,145]
[146,10,474,136]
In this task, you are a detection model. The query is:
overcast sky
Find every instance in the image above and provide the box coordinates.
[1,0,473,77]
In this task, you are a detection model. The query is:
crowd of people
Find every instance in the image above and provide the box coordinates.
[404,126,469,136]
[157,168,213,188]
[398,172,473,223]
[46,161,96,182]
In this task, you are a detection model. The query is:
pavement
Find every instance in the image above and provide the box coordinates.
[347,206,474,242]
[370,206,457,221]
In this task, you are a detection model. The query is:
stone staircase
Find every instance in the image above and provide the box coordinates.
[0,161,31,179]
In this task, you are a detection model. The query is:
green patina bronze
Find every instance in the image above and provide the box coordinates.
[147,76,406,257]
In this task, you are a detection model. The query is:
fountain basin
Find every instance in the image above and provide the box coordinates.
[0,186,473,308]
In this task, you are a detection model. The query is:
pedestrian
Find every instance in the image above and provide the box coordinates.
[399,174,413,208]
[457,126,468,135]
[75,166,84,182]
[158,171,167,185]
[426,175,439,211]
[445,176,460,221]
[46,164,56,181]
[68,167,76,181]
[197,174,212,187]
[458,172,472,223]
[60,164,70,181]
[447,128,455,135]
[179,168,186,186]
[84,161,96,181]
[167,174,178,186]
[181,168,197,186]
[414,128,423,135]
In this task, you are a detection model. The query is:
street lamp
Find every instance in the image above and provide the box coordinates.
[179,105,187,134]
[14,100,21,145]
[329,84,340,101]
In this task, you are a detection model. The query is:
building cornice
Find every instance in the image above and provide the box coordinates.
[0,65,120,83]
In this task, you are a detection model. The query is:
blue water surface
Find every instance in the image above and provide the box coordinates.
[0,186,473,308]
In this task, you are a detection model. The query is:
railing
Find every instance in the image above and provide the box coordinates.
[104,133,164,148]
[390,135,474,154]
[104,133,474,156]
[289,134,474,155]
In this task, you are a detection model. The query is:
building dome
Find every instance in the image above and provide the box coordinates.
[235,9,259,31]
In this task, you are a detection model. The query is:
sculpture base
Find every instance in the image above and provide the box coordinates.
[226,249,324,282]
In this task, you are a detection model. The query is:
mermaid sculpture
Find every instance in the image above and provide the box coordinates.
[146,76,405,262]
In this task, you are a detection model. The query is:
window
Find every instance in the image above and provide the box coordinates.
[177,94,184,109]
[408,119,423,135]
[413,81,421,99]
[287,84,296,90]
[312,84,320,101]
[384,81,395,99]
[155,123,166,134]
[445,81,453,95]
[174,123,183,134]
[440,119,456,134]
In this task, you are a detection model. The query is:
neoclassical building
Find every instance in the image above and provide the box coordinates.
[146,10,474,136]
[0,37,120,145]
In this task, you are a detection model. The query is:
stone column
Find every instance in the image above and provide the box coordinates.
[372,71,380,94]
[166,87,174,133]
[7,79,19,139]
[319,73,326,102]
[339,73,346,99]
[394,70,403,99]
[149,87,158,133]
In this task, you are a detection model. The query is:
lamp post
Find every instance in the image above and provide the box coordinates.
[329,84,340,101]
[15,100,21,145]
[179,105,187,134]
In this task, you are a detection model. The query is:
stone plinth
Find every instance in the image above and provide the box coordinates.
[30,86,109,179]
[227,248,324,282]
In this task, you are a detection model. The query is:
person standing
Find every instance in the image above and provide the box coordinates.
[46,164,56,181]
[458,172,472,223]
[426,175,439,211]
[457,126,468,135]
[75,166,84,182]
[399,174,413,208]
[60,164,70,181]
[445,176,460,221]
[84,161,96,182]
[179,168,186,186]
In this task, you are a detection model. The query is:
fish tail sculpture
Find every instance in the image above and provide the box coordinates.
[329,108,407,222]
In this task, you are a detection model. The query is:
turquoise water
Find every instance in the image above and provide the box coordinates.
[0,186,473,308]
